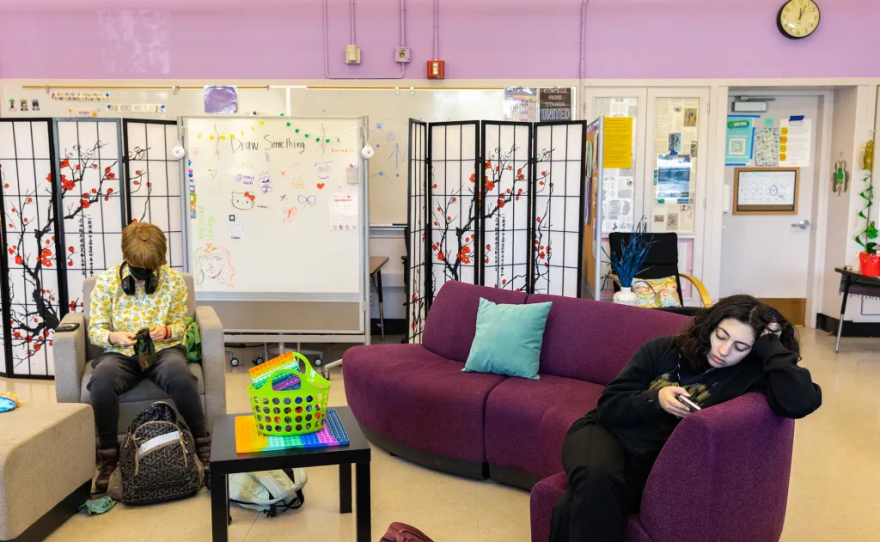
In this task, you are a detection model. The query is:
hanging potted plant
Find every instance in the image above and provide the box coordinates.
[856,140,879,276]
[605,218,653,306]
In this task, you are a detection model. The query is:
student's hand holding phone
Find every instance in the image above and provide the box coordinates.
[658,386,693,419]
[109,331,136,347]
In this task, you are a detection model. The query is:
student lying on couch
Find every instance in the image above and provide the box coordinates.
[550,295,822,542]
[88,222,211,494]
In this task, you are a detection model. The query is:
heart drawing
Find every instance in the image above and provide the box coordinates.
[208,168,217,178]
[317,183,325,190]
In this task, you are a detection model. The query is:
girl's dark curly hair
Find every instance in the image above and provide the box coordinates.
[674,294,801,373]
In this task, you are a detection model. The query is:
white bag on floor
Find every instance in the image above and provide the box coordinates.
[229,468,307,517]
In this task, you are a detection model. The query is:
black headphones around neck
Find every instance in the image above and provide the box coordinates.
[120,261,159,295]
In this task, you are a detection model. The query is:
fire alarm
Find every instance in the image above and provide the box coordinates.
[427,60,445,79]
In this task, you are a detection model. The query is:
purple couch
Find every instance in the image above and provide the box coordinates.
[343,281,796,542]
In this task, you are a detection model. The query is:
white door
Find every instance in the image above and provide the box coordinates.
[642,88,711,304]
[720,93,822,319]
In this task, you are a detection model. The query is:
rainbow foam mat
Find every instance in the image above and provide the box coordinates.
[235,408,349,454]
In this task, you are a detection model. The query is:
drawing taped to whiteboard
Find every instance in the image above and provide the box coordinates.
[228,216,245,240]
[194,244,235,287]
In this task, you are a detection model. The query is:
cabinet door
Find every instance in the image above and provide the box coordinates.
[643,88,711,303]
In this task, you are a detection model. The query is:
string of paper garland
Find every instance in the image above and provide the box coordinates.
[855,140,876,254]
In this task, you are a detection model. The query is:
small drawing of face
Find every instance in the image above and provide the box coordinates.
[315,161,332,180]
[231,191,255,210]
[200,252,228,278]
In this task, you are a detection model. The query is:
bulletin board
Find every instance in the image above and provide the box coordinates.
[733,167,799,215]
[651,97,698,233]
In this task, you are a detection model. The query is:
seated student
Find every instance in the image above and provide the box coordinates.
[550,295,822,542]
[88,222,211,494]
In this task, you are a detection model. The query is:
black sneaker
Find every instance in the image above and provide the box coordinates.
[93,448,118,495]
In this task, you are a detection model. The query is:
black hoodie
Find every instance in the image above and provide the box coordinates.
[579,334,822,459]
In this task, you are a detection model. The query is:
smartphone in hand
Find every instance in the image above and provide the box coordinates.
[677,394,701,412]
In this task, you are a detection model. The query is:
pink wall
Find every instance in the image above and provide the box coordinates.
[0,0,876,80]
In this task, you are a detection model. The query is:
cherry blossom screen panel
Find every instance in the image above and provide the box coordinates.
[0,120,65,377]
[55,119,125,314]
[532,121,587,297]
[480,122,533,293]
[123,120,184,271]
[426,122,480,298]
[406,120,428,344]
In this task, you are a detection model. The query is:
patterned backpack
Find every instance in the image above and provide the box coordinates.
[120,402,203,505]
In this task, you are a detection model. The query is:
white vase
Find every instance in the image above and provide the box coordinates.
[613,287,638,306]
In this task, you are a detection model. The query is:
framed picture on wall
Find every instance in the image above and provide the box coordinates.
[733,167,800,215]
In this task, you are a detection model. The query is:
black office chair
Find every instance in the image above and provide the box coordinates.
[608,232,712,317]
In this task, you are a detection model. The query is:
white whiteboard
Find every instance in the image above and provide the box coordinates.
[291,89,504,224]
[736,169,797,206]
[184,116,365,299]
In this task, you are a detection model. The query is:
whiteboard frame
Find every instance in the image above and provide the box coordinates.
[177,115,370,343]
[732,167,800,215]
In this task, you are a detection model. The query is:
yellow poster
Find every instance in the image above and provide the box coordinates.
[603,117,633,169]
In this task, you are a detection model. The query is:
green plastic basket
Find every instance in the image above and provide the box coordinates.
[247,353,331,437]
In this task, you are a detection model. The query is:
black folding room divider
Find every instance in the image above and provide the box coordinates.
[0,118,181,378]
[406,119,587,343]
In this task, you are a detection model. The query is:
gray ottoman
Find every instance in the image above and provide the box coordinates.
[0,403,94,542]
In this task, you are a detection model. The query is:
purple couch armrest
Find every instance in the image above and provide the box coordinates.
[640,393,795,542]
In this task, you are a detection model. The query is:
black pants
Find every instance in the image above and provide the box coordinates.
[88,345,207,449]
[549,420,656,542]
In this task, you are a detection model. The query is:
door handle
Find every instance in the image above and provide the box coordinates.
[791,220,811,230]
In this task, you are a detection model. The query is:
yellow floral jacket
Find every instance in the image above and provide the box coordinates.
[88,264,187,356]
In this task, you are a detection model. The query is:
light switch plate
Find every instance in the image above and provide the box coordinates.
[345,45,361,65]
[395,47,411,63]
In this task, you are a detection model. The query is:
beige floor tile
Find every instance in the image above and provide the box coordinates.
[1,328,877,541]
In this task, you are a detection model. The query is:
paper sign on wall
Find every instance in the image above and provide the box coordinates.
[503,88,537,122]
[330,193,358,231]
[754,127,780,167]
[107,103,166,114]
[603,117,633,169]
[538,88,573,121]
[204,86,238,114]
[725,116,756,166]
[68,108,99,118]
[779,118,812,167]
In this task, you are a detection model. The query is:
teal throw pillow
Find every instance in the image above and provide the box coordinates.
[463,298,552,380]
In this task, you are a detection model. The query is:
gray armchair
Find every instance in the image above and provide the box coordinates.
[53,273,226,438]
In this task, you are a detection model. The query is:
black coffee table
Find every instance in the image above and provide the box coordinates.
[210,406,371,542]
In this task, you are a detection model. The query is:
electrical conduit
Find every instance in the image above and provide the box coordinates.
[579,0,591,80]
[323,0,407,80]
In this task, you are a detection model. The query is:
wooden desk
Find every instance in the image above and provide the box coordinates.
[370,257,389,341]
[834,267,880,352]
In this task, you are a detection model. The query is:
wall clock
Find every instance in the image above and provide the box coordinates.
[778,0,821,39]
